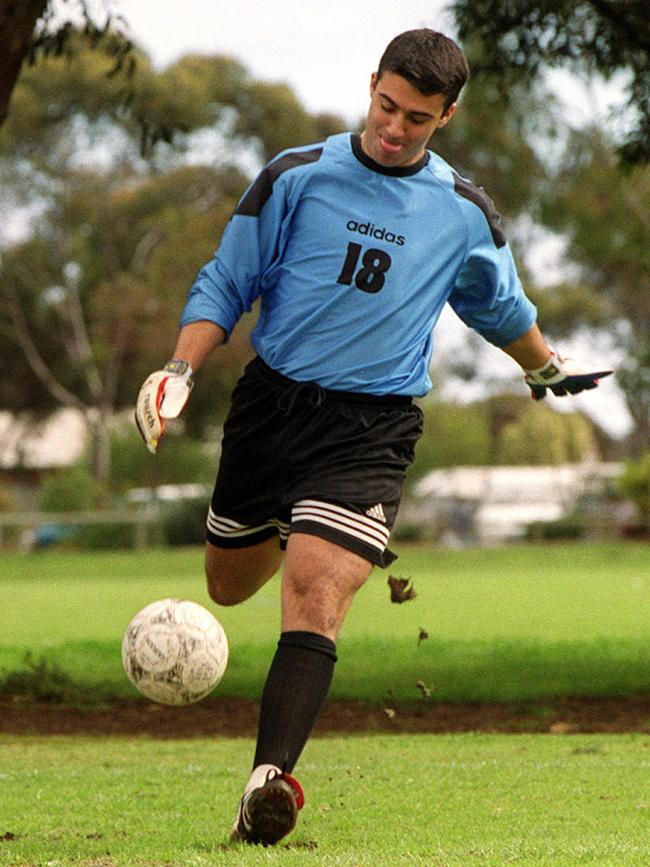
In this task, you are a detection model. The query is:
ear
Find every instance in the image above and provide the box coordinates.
[438,101,457,128]
[370,71,378,95]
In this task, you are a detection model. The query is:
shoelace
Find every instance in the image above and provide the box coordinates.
[263,768,305,810]
[252,768,305,808]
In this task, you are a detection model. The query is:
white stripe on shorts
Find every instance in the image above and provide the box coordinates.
[291,499,390,553]
[207,507,291,541]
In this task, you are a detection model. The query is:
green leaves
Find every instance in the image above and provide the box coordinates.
[451,0,650,165]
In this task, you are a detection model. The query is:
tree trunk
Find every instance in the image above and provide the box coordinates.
[86,406,111,505]
[0,0,48,127]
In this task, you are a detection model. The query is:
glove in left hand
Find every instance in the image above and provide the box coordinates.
[524,351,612,401]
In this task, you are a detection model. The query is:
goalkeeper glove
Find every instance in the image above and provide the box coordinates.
[135,360,194,454]
[524,350,612,401]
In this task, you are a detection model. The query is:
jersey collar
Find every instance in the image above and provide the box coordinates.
[350,133,429,177]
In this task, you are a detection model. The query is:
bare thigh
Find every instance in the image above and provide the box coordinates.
[205,537,283,606]
[281,533,373,642]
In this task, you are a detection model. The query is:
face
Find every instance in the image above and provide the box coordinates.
[361,71,456,168]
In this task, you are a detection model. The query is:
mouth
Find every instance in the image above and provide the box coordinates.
[379,136,403,157]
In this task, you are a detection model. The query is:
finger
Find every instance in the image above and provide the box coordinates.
[160,379,191,418]
[134,372,168,453]
[134,411,159,454]
[528,384,547,400]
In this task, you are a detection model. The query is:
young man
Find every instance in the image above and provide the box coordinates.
[136,30,610,846]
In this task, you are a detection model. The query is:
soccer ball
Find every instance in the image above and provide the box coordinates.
[121,598,228,706]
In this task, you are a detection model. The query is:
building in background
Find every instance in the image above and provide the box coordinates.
[401,463,624,546]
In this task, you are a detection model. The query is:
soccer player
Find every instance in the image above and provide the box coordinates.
[136,29,611,845]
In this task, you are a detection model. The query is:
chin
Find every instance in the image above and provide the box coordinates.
[375,146,403,165]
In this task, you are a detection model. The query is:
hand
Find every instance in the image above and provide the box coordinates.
[524,350,613,401]
[135,360,194,453]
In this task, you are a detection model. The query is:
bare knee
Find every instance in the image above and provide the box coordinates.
[206,569,269,607]
[281,534,372,639]
[206,575,244,607]
[204,541,282,607]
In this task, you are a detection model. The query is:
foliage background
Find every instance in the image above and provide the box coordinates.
[0,1,648,514]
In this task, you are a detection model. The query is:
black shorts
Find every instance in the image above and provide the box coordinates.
[207,357,423,567]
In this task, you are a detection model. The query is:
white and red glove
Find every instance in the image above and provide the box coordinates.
[135,360,194,453]
[524,351,612,401]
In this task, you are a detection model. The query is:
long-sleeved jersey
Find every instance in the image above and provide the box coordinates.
[181,132,536,396]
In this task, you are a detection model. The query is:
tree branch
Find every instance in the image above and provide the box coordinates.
[586,0,650,54]
[63,279,104,401]
[129,227,165,275]
[6,285,87,411]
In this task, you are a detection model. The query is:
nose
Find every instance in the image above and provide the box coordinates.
[385,112,405,140]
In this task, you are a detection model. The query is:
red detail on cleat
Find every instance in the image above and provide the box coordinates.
[280,772,305,810]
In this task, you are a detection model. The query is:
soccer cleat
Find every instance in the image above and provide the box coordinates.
[230,768,304,846]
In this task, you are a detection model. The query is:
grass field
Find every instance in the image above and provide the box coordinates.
[3,542,650,866]
[2,733,650,866]
[2,542,650,703]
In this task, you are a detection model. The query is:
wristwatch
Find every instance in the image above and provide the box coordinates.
[163,359,193,379]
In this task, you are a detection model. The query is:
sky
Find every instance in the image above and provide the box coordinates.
[113,0,457,123]
[85,1,633,438]
[111,0,626,126]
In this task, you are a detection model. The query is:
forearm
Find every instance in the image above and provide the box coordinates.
[500,323,552,371]
[170,321,227,372]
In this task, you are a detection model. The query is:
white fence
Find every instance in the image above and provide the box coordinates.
[0,509,160,550]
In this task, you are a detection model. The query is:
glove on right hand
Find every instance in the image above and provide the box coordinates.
[135,360,194,454]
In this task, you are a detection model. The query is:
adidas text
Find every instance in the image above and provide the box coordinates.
[346,220,405,246]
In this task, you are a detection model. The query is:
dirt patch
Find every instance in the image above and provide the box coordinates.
[2,696,650,737]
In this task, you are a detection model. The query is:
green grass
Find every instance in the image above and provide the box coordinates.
[1,733,650,865]
[2,543,650,703]
[3,545,650,865]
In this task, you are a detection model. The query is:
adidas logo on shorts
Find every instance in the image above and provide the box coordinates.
[365,503,386,523]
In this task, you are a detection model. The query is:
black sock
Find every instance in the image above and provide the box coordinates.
[253,630,337,773]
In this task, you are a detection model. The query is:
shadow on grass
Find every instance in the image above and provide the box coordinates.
[0,652,90,705]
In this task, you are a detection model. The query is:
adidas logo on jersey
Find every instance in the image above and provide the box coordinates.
[365,503,386,523]
[346,220,406,246]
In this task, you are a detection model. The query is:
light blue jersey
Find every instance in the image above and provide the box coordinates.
[181,132,536,396]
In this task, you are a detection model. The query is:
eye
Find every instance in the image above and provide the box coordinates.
[380,101,395,113]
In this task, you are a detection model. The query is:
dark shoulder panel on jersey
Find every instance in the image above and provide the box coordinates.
[235,147,324,217]
[452,172,506,249]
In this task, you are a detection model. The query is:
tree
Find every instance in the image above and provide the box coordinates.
[406,393,598,486]
[0,162,246,485]
[0,0,139,133]
[0,0,47,127]
[439,12,648,451]
[0,8,343,166]
[617,450,650,532]
[408,400,492,484]
[451,0,650,164]
[432,69,550,218]
[531,127,650,453]
[0,35,345,488]
[497,403,595,465]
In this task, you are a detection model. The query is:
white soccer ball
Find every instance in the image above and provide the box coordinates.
[121,598,228,706]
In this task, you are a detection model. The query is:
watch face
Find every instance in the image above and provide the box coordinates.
[164,360,190,376]
[540,363,560,381]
